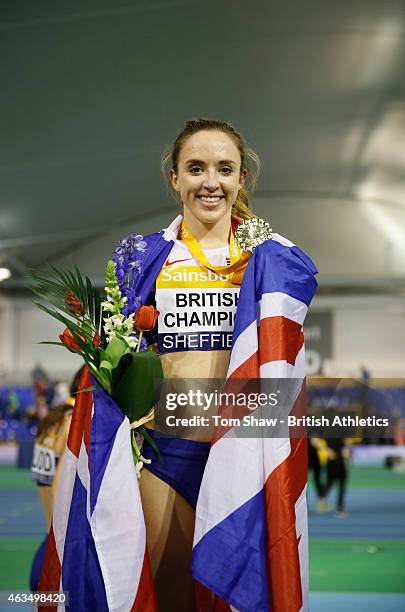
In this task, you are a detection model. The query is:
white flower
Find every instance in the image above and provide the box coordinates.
[110,314,125,325]
[122,335,137,349]
[101,302,115,313]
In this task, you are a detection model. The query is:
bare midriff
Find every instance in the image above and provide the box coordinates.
[145,349,230,441]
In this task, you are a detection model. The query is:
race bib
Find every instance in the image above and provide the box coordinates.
[31,444,57,485]
[156,241,240,353]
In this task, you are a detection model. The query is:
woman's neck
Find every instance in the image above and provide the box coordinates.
[182,210,231,248]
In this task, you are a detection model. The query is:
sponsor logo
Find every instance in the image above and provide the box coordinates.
[165,257,193,267]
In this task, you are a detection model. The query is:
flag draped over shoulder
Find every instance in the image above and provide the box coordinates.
[192,234,318,612]
[39,216,317,612]
[38,369,157,612]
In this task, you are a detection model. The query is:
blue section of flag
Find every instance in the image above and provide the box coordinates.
[192,489,269,612]
[90,382,125,516]
[254,241,317,306]
[62,474,109,611]
[124,230,174,305]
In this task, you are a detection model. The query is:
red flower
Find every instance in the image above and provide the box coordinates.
[59,328,83,352]
[59,328,100,352]
[134,305,159,331]
[64,290,85,316]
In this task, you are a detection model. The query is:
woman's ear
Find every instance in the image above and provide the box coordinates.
[169,169,180,192]
[238,168,248,190]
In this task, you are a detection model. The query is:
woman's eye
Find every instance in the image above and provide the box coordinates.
[189,166,202,174]
[220,166,232,174]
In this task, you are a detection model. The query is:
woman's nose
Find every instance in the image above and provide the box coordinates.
[203,169,220,190]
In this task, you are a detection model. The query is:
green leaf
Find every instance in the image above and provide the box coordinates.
[94,290,102,329]
[105,335,131,368]
[49,265,74,291]
[112,352,133,389]
[75,265,88,313]
[86,276,94,321]
[111,350,163,423]
[86,362,111,393]
[100,360,114,371]
[75,385,99,394]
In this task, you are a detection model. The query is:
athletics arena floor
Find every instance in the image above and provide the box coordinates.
[0,466,404,611]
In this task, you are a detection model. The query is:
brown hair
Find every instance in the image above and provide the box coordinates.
[36,366,85,442]
[161,118,260,220]
[36,403,71,442]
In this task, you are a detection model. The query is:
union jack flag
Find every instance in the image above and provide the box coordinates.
[38,369,157,612]
[192,234,318,612]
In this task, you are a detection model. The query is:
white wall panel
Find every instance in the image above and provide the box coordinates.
[0,297,81,383]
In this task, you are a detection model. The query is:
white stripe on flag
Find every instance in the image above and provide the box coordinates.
[193,433,264,547]
[260,360,296,377]
[162,214,182,241]
[90,417,146,612]
[77,441,91,523]
[227,319,257,377]
[263,436,291,477]
[259,292,308,325]
[272,233,295,248]
[52,447,78,565]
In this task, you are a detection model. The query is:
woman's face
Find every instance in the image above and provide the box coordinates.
[170,130,246,226]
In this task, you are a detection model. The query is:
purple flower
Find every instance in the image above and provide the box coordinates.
[129,260,141,271]
[113,232,146,314]
[136,241,147,252]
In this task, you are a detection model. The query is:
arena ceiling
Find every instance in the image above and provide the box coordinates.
[1,0,405,293]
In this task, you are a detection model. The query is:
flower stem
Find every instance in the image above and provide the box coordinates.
[136,330,143,352]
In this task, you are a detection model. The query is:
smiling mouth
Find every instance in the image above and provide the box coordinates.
[197,196,224,204]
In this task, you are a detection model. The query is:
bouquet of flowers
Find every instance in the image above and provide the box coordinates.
[30,259,162,469]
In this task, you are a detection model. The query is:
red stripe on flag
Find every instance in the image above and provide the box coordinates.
[38,526,61,612]
[229,350,259,378]
[131,549,158,611]
[264,383,308,612]
[67,367,92,458]
[259,316,304,366]
[195,581,232,611]
[213,596,232,611]
[83,385,92,468]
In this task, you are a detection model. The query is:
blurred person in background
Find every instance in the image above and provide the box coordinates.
[309,437,331,512]
[32,363,55,406]
[29,366,84,590]
[34,394,49,423]
[323,437,352,518]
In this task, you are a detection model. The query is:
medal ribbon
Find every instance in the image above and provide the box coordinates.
[179,219,250,285]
